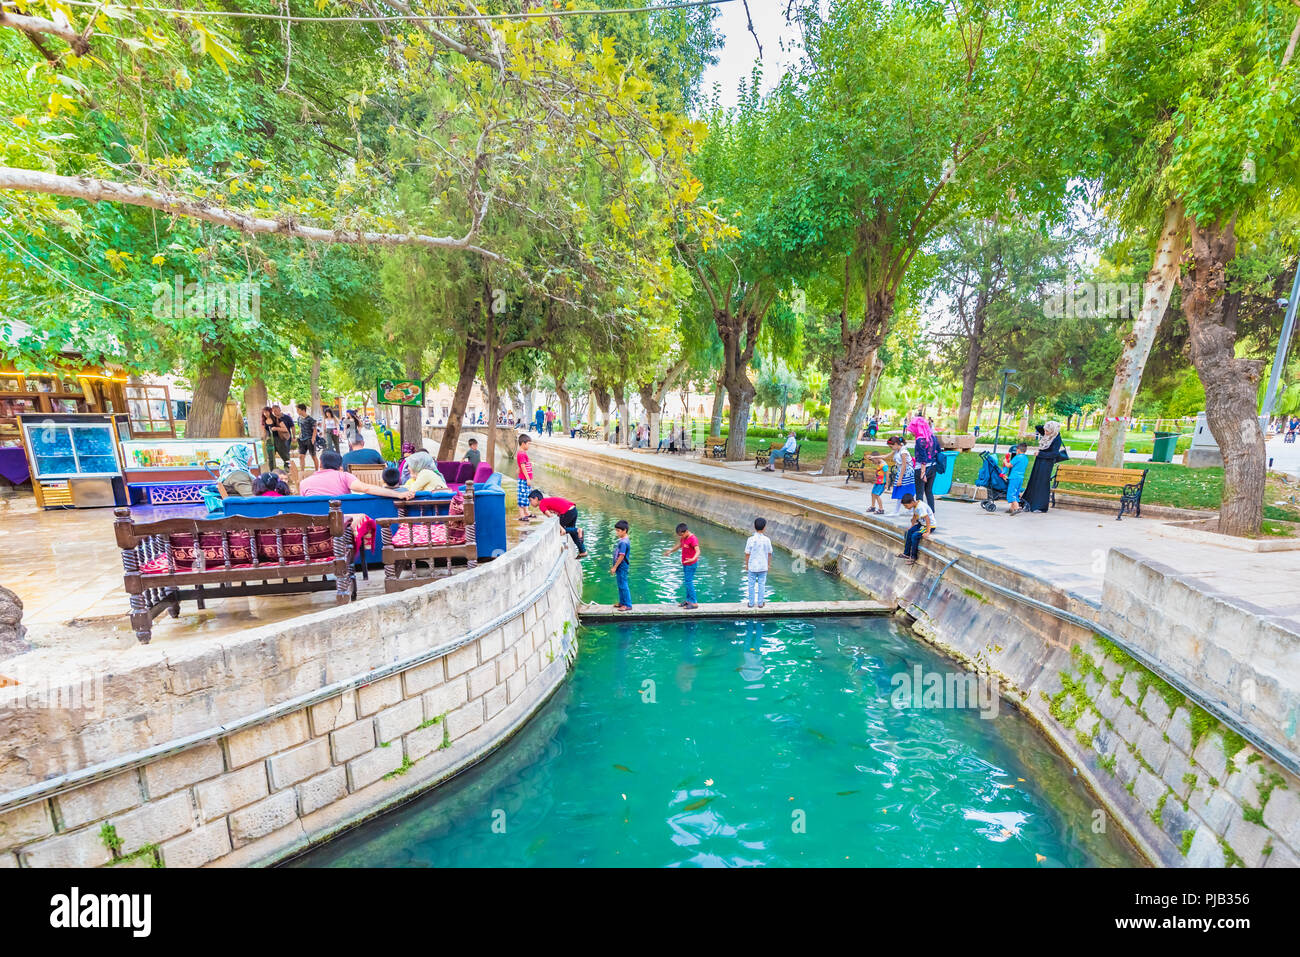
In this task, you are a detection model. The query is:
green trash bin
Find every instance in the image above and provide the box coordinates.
[1151,431,1178,463]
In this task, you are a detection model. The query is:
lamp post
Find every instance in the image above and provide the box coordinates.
[992,368,1017,456]
[1261,267,1300,422]
[779,383,788,430]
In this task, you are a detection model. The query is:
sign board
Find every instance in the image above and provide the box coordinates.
[376,379,423,407]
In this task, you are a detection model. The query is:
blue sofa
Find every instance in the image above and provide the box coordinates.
[218,473,506,564]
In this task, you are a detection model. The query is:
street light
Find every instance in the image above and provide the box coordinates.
[992,368,1018,456]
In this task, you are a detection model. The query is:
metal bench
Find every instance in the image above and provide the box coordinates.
[1051,464,1148,520]
[758,443,800,471]
[704,436,727,459]
[845,454,867,483]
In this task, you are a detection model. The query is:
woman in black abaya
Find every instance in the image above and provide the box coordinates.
[1023,421,1067,512]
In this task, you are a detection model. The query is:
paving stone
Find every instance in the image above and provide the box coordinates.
[143,743,224,798]
[308,690,357,735]
[1186,826,1226,868]
[1135,722,1171,776]
[267,738,331,790]
[1192,734,1229,783]
[194,764,269,821]
[1119,671,1141,703]
[1160,748,1197,800]
[405,722,447,762]
[1100,656,1124,682]
[1139,687,1173,730]
[297,767,348,816]
[1225,761,1264,809]
[1264,839,1300,869]
[375,698,425,744]
[1133,768,1166,811]
[56,772,143,829]
[356,674,403,716]
[330,718,375,764]
[160,822,231,868]
[224,711,309,769]
[0,800,55,846]
[1094,688,1124,722]
[1192,787,1241,837]
[229,790,298,848]
[1261,786,1300,851]
[1224,814,1272,869]
[346,743,404,791]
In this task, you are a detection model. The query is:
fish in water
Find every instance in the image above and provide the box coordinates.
[527,837,548,855]
[807,728,831,741]
[836,790,860,796]
[683,797,714,812]
[613,764,635,773]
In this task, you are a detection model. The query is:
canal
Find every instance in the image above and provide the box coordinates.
[288,473,1142,867]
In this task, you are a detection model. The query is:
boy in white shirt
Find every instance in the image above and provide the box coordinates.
[899,492,934,566]
[744,517,774,608]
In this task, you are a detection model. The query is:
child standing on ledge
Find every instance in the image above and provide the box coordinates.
[516,433,536,523]
[611,519,632,610]
[663,522,700,609]
[744,517,772,608]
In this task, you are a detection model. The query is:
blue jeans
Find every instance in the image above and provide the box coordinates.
[904,523,926,559]
[682,562,697,604]
[746,570,767,606]
[615,566,631,607]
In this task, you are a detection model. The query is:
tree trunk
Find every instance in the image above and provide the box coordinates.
[1096,200,1186,467]
[823,293,893,476]
[612,382,630,447]
[186,353,234,438]
[843,352,884,458]
[436,340,483,460]
[592,383,612,439]
[956,332,982,433]
[1182,215,1266,537]
[555,379,571,433]
[724,383,753,458]
[709,378,725,437]
[243,377,268,439]
[400,353,423,451]
[310,350,322,418]
[639,386,661,446]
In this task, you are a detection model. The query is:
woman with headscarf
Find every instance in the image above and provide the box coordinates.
[397,441,418,482]
[1023,421,1068,513]
[403,450,449,492]
[217,443,255,497]
[908,416,941,512]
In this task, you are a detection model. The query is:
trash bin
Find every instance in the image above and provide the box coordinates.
[933,450,959,496]
[1151,431,1178,463]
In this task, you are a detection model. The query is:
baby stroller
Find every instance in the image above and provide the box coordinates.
[977,451,1009,512]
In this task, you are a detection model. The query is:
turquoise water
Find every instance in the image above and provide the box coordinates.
[289,475,1141,867]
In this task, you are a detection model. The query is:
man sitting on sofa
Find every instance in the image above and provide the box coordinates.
[341,435,384,469]
[299,451,415,500]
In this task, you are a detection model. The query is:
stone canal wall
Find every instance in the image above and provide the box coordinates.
[537,444,1299,869]
[0,522,581,868]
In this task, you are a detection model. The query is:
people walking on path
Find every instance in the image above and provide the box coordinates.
[744,517,772,608]
[322,407,341,453]
[271,404,294,469]
[534,408,545,434]
[909,416,941,512]
[611,520,632,610]
[259,406,279,470]
[1024,422,1068,512]
[516,433,537,522]
[529,490,587,556]
[295,403,320,472]
[663,522,700,608]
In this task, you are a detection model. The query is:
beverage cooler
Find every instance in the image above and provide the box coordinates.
[18,412,131,508]
[119,437,262,505]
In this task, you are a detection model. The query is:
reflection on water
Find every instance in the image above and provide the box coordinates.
[288,474,1142,868]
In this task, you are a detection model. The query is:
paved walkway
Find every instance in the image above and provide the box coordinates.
[533,435,1300,622]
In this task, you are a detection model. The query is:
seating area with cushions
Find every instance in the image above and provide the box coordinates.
[218,471,507,564]
[113,500,356,644]
[378,486,477,592]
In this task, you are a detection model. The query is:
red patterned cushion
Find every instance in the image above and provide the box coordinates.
[255,526,332,563]
[167,531,254,569]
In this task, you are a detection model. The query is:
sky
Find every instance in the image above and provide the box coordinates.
[697,0,802,111]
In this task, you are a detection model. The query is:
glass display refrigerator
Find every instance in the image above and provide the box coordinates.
[17,412,131,508]
[118,437,262,505]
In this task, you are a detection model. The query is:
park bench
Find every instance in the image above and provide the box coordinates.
[1051,463,1149,520]
[845,454,868,484]
[377,485,477,592]
[704,436,727,459]
[114,500,356,644]
[757,442,801,471]
[347,464,387,487]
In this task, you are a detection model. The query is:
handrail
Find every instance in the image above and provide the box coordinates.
[0,523,570,816]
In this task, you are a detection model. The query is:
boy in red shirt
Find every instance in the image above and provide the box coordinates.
[516,433,536,523]
[662,521,699,608]
[528,489,587,557]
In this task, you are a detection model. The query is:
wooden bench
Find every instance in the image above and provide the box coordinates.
[758,442,801,471]
[114,500,356,644]
[1051,464,1148,520]
[377,485,477,592]
[704,436,727,459]
[348,464,388,487]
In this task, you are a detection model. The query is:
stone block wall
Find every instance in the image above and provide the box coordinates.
[0,524,581,867]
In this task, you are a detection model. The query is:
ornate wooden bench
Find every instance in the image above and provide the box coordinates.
[114,500,355,644]
[377,485,477,592]
[704,436,727,459]
[1051,464,1149,520]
